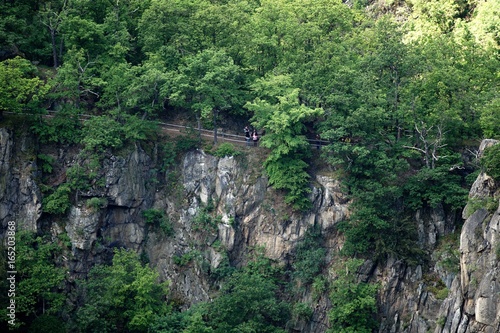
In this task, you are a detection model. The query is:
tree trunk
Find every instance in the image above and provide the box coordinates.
[50,28,58,68]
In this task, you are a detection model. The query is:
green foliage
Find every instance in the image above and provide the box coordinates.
[175,133,201,153]
[328,259,378,333]
[435,287,449,300]
[403,165,469,210]
[29,314,67,333]
[312,276,328,301]
[292,302,313,321]
[479,97,500,139]
[37,153,56,173]
[0,57,49,115]
[0,231,66,328]
[32,107,83,144]
[82,113,158,152]
[81,115,124,152]
[246,80,324,211]
[75,249,170,333]
[164,48,246,143]
[165,48,245,120]
[160,141,177,171]
[173,250,201,267]
[435,232,461,274]
[66,164,93,192]
[292,226,326,286]
[481,144,500,180]
[192,205,222,233]
[142,208,174,237]
[86,197,107,211]
[203,255,291,333]
[424,275,449,300]
[42,184,72,215]
[465,196,499,218]
[3,1,500,330]
[211,143,241,158]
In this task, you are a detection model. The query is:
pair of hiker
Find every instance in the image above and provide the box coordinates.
[244,126,259,146]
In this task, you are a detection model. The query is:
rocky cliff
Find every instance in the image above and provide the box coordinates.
[1,126,499,333]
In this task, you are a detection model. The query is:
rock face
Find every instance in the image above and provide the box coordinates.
[377,140,500,333]
[0,128,41,235]
[1,127,499,333]
[437,139,500,333]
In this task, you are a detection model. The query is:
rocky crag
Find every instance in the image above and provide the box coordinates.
[0,127,498,333]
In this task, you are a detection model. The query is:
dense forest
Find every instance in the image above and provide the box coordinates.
[1,0,500,332]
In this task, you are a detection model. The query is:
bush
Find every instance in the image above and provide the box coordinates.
[42,184,72,215]
[75,249,170,332]
[212,142,241,158]
[192,207,221,233]
[37,154,55,173]
[328,259,379,333]
[86,197,107,211]
[160,141,176,171]
[81,113,158,152]
[292,302,313,321]
[292,226,326,285]
[29,315,66,333]
[32,107,82,144]
[403,165,469,210]
[481,143,500,180]
[175,134,200,153]
[82,115,124,152]
[264,156,312,211]
[142,208,174,236]
[66,165,92,192]
[173,250,200,267]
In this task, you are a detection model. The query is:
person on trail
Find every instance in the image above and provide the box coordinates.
[252,130,259,147]
[244,126,250,146]
[316,134,321,150]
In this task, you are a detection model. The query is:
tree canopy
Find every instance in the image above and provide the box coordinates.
[1,0,499,331]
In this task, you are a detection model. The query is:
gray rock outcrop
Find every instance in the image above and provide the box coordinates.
[2,126,499,333]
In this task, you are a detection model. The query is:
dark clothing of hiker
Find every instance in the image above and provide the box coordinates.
[244,126,251,146]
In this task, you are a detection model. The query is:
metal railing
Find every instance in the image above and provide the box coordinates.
[4,111,331,147]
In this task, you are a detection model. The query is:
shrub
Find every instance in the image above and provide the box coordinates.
[160,141,176,171]
[32,107,82,144]
[75,249,169,332]
[212,142,241,158]
[192,207,221,233]
[82,115,124,152]
[81,113,158,153]
[435,232,461,274]
[264,156,312,211]
[328,259,379,333]
[29,315,66,333]
[42,184,72,215]
[66,165,92,192]
[86,197,107,211]
[37,154,55,173]
[173,250,200,267]
[175,134,200,153]
[466,196,499,217]
[481,144,500,180]
[292,302,313,321]
[403,165,469,210]
[435,288,449,300]
[292,226,326,286]
[142,208,174,237]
